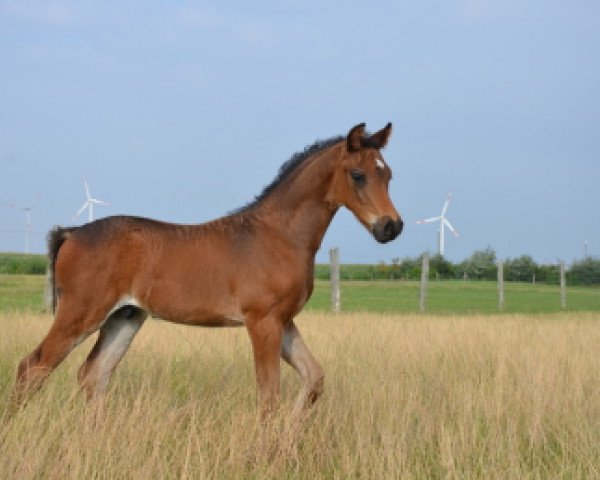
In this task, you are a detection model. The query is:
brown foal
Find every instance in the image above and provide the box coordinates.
[14,122,403,415]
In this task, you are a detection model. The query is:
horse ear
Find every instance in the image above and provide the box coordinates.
[368,122,392,149]
[347,123,366,152]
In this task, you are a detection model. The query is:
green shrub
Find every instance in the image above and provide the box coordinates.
[0,253,48,274]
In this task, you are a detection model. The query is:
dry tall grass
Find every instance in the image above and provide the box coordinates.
[1,311,600,478]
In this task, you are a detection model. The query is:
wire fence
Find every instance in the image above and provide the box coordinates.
[321,250,600,314]
[315,260,600,286]
[1,255,599,315]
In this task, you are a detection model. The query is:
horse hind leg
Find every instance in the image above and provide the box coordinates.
[77,306,147,400]
[281,321,324,415]
[12,300,104,408]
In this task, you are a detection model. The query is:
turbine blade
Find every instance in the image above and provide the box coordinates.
[74,202,89,219]
[90,198,109,206]
[441,192,452,216]
[444,218,459,237]
[416,216,441,224]
[84,179,91,200]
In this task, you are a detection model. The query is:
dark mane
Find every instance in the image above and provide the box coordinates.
[233,135,344,213]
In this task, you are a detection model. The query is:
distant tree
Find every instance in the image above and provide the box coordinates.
[457,246,497,280]
[390,257,402,279]
[538,264,560,285]
[312,249,600,285]
[375,260,389,279]
[505,255,539,282]
[430,254,454,279]
[400,256,421,280]
[568,256,600,285]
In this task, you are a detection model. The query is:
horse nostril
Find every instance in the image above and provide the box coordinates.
[398,219,404,234]
[373,216,401,243]
[384,220,395,238]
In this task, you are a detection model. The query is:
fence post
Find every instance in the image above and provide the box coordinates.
[497,260,504,311]
[329,247,341,313]
[419,252,429,312]
[560,261,567,309]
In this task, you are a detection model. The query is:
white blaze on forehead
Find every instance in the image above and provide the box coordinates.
[376,158,386,169]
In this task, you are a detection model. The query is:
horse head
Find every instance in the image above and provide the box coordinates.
[328,123,403,243]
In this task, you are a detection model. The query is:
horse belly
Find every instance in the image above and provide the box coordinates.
[134,274,244,327]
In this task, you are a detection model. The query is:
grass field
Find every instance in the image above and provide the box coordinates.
[0,275,48,311]
[1,311,600,478]
[308,280,600,314]
[1,274,599,314]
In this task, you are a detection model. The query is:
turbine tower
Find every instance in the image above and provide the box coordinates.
[8,194,40,253]
[74,178,109,223]
[22,206,33,254]
[416,191,459,257]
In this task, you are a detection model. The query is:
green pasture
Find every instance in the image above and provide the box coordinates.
[1,274,599,315]
[0,275,47,312]
[306,280,600,314]
[307,280,600,314]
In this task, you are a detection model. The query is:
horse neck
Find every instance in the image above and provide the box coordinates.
[258,143,343,256]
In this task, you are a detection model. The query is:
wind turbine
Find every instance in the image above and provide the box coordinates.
[74,178,109,223]
[7,193,41,253]
[416,191,459,257]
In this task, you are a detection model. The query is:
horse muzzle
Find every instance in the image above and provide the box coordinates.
[372,216,403,244]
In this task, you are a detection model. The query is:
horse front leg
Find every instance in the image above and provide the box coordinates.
[281,320,324,415]
[246,314,283,417]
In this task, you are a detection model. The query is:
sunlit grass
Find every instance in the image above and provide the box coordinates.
[2,311,600,478]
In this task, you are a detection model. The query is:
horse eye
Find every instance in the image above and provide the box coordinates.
[350,170,366,185]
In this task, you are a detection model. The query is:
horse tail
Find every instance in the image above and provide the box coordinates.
[47,226,75,313]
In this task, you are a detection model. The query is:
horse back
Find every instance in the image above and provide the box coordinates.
[53,215,312,325]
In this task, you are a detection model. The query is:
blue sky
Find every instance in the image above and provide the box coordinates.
[1,1,599,264]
